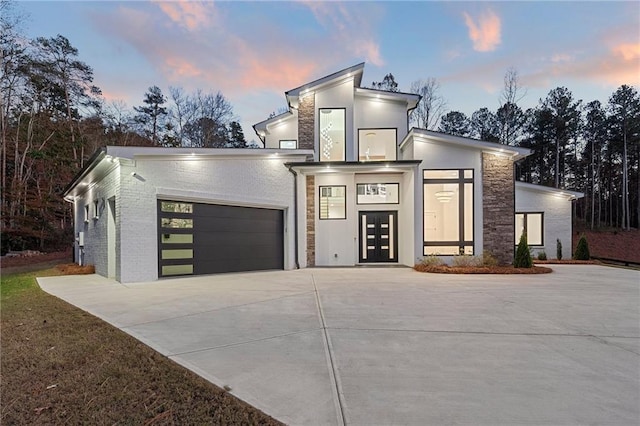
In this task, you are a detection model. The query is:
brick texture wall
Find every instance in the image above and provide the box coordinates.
[306,175,315,266]
[298,94,315,150]
[482,153,515,265]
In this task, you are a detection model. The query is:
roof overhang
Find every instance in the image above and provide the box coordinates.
[284,160,421,174]
[516,181,584,200]
[401,128,532,161]
[252,110,296,142]
[64,147,314,201]
[285,63,365,109]
[354,87,421,110]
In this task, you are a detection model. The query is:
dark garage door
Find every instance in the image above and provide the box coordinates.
[158,200,284,277]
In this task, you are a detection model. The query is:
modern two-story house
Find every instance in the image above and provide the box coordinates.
[64,63,582,283]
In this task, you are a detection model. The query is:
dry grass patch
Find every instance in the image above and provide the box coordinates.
[0,269,282,425]
[414,264,553,274]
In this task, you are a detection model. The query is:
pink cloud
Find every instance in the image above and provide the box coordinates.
[302,1,385,66]
[463,9,501,52]
[153,0,213,31]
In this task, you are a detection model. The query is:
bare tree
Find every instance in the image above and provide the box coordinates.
[497,67,527,145]
[409,78,447,130]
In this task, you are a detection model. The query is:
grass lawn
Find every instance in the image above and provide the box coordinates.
[0,269,282,425]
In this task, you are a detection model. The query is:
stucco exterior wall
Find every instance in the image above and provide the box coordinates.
[516,185,574,259]
[354,96,408,148]
[112,155,304,283]
[264,114,298,149]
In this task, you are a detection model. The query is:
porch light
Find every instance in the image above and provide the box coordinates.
[435,191,454,203]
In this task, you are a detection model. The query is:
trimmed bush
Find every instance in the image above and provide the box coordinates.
[421,255,444,267]
[537,251,547,261]
[556,238,563,260]
[452,255,481,267]
[482,251,498,267]
[514,232,533,268]
[574,234,591,260]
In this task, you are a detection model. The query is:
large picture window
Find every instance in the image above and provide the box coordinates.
[423,169,474,255]
[515,212,543,246]
[319,108,345,161]
[319,186,346,219]
[358,129,397,161]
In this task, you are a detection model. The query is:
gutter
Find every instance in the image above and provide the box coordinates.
[286,164,300,269]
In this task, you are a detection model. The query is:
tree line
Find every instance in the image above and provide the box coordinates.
[1,5,249,254]
[373,71,639,231]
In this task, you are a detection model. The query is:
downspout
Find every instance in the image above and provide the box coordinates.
[286,164,300,269]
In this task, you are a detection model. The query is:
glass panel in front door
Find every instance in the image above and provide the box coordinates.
[359,211,397,263]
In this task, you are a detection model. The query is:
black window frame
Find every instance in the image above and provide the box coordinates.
[279,139,297,149]
[319,185,347,220]
[423,169,475,256]
[515,212,544,246]
[356,183,400,205]
[318,108,346,162]
[357,128,398,162]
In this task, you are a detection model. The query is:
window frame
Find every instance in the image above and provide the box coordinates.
[318,108,346,162]
[515,212,544,246]
[356,183,400,205]
[279,139,297,149]
[318,185,347,220]
[357,128,397,162]
[423,169,474,256]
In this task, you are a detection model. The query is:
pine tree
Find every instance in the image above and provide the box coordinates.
[514,232,532,268]
[574,234,591,260]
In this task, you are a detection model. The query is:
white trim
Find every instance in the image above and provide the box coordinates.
[515,181,584,200]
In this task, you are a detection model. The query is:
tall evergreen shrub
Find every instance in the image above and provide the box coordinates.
[514,232,533,268]
[574,234,591,260]
[556,238,563,260]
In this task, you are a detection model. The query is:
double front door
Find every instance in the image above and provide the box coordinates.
[359,211,398,263]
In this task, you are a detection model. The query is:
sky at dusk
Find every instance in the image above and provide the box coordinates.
[18,1,640,144]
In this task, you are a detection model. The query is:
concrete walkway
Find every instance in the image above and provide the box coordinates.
[38,266,640,425]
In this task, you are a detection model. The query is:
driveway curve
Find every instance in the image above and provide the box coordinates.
[38,265,640,425]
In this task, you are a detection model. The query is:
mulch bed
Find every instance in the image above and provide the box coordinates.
[55,264,95,275]
[414,264,553,274]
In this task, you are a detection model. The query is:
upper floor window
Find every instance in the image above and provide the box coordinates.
[358,129,397,161]
[319,108,345,161]
[279,140,297,149]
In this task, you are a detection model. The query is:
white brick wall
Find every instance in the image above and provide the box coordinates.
[515,184,574,259]
[73,165,120,279]
[116,155,302,283]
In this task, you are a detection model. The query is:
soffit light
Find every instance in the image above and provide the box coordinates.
[435,191,454,203]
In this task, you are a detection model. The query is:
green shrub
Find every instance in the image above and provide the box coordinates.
[556,238,563,260]
[574,234,590,260]
[514,232,533,268]
[482,251,498,267]
[452,255,481,267]
[537,251,547,261]
[421,255,444,267]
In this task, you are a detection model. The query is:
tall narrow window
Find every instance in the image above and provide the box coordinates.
[423,169,474,255]
[358,129,397,161]
[319,108,345,161]
[515,212,543,246]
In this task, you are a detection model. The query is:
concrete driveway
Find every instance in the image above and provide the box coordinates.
[38,265,639,425]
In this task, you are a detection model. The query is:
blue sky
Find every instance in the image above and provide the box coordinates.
[19,1,640,143]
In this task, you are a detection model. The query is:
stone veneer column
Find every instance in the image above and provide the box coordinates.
[482,152,515,265]
[298,94,315,150]
[306,175,315,266]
